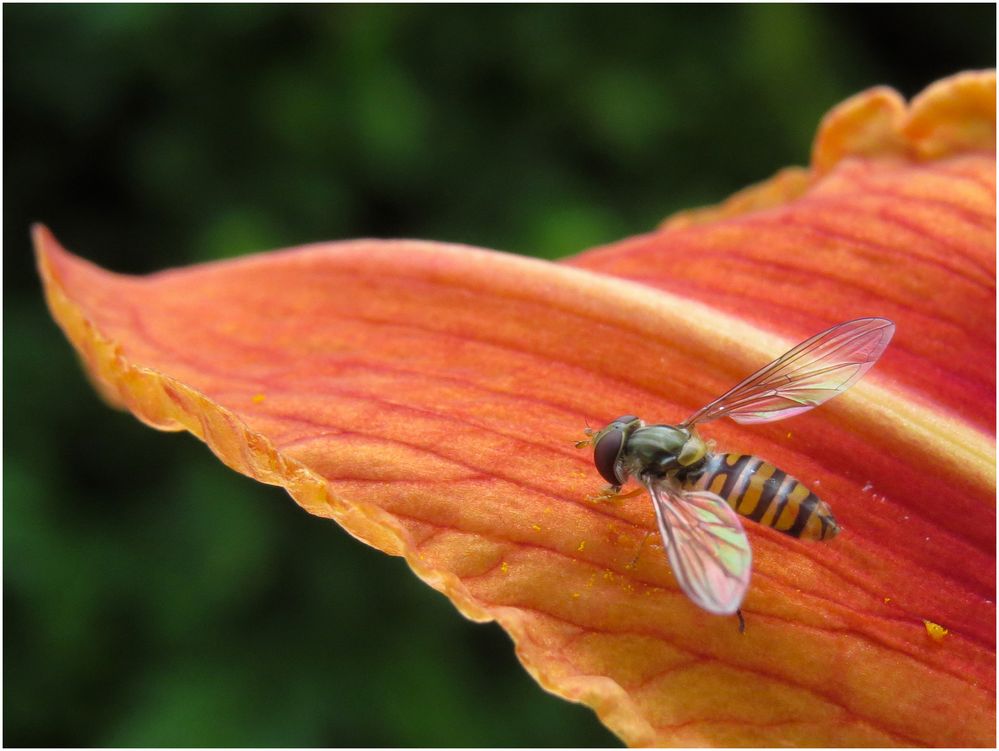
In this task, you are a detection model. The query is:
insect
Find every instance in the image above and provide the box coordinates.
[578,318,895,629]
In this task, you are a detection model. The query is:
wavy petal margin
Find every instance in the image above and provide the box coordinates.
[36,202,994,746]
[569,71,996,435]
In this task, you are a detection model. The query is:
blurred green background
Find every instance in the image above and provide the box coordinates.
[4,4,994,746]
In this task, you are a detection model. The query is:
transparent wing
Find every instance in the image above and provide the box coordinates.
[683,317,895,427]
[644,478,752,615]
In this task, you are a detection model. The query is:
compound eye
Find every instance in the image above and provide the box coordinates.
[593,429,626,485]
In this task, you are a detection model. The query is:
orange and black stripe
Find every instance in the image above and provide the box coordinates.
[682,452,839,540]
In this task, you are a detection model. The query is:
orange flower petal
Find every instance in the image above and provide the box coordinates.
[36,200,994,747]
[811,69,995,174]
[569,71,996,436]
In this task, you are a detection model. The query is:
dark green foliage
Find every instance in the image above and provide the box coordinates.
[4,5,993,746]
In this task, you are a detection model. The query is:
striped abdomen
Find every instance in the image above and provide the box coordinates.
[681,452,839,540]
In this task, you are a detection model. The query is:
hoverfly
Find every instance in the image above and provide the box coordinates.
[579,318,894,629]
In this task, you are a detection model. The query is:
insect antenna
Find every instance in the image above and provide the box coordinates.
[575,417,596,448]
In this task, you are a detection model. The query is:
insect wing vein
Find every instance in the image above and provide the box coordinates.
[683,318,894,426]
[645,479,752,615]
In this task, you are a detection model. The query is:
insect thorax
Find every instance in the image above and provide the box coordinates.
[621,424,707,480]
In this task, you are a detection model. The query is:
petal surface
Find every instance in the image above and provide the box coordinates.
[36,217,994,746]
[568,71,997,435]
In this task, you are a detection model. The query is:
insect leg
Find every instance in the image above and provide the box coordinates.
[737,609,746,634]
[587,484,620,502]
[587,485,644,504]
[626,530,653,569]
